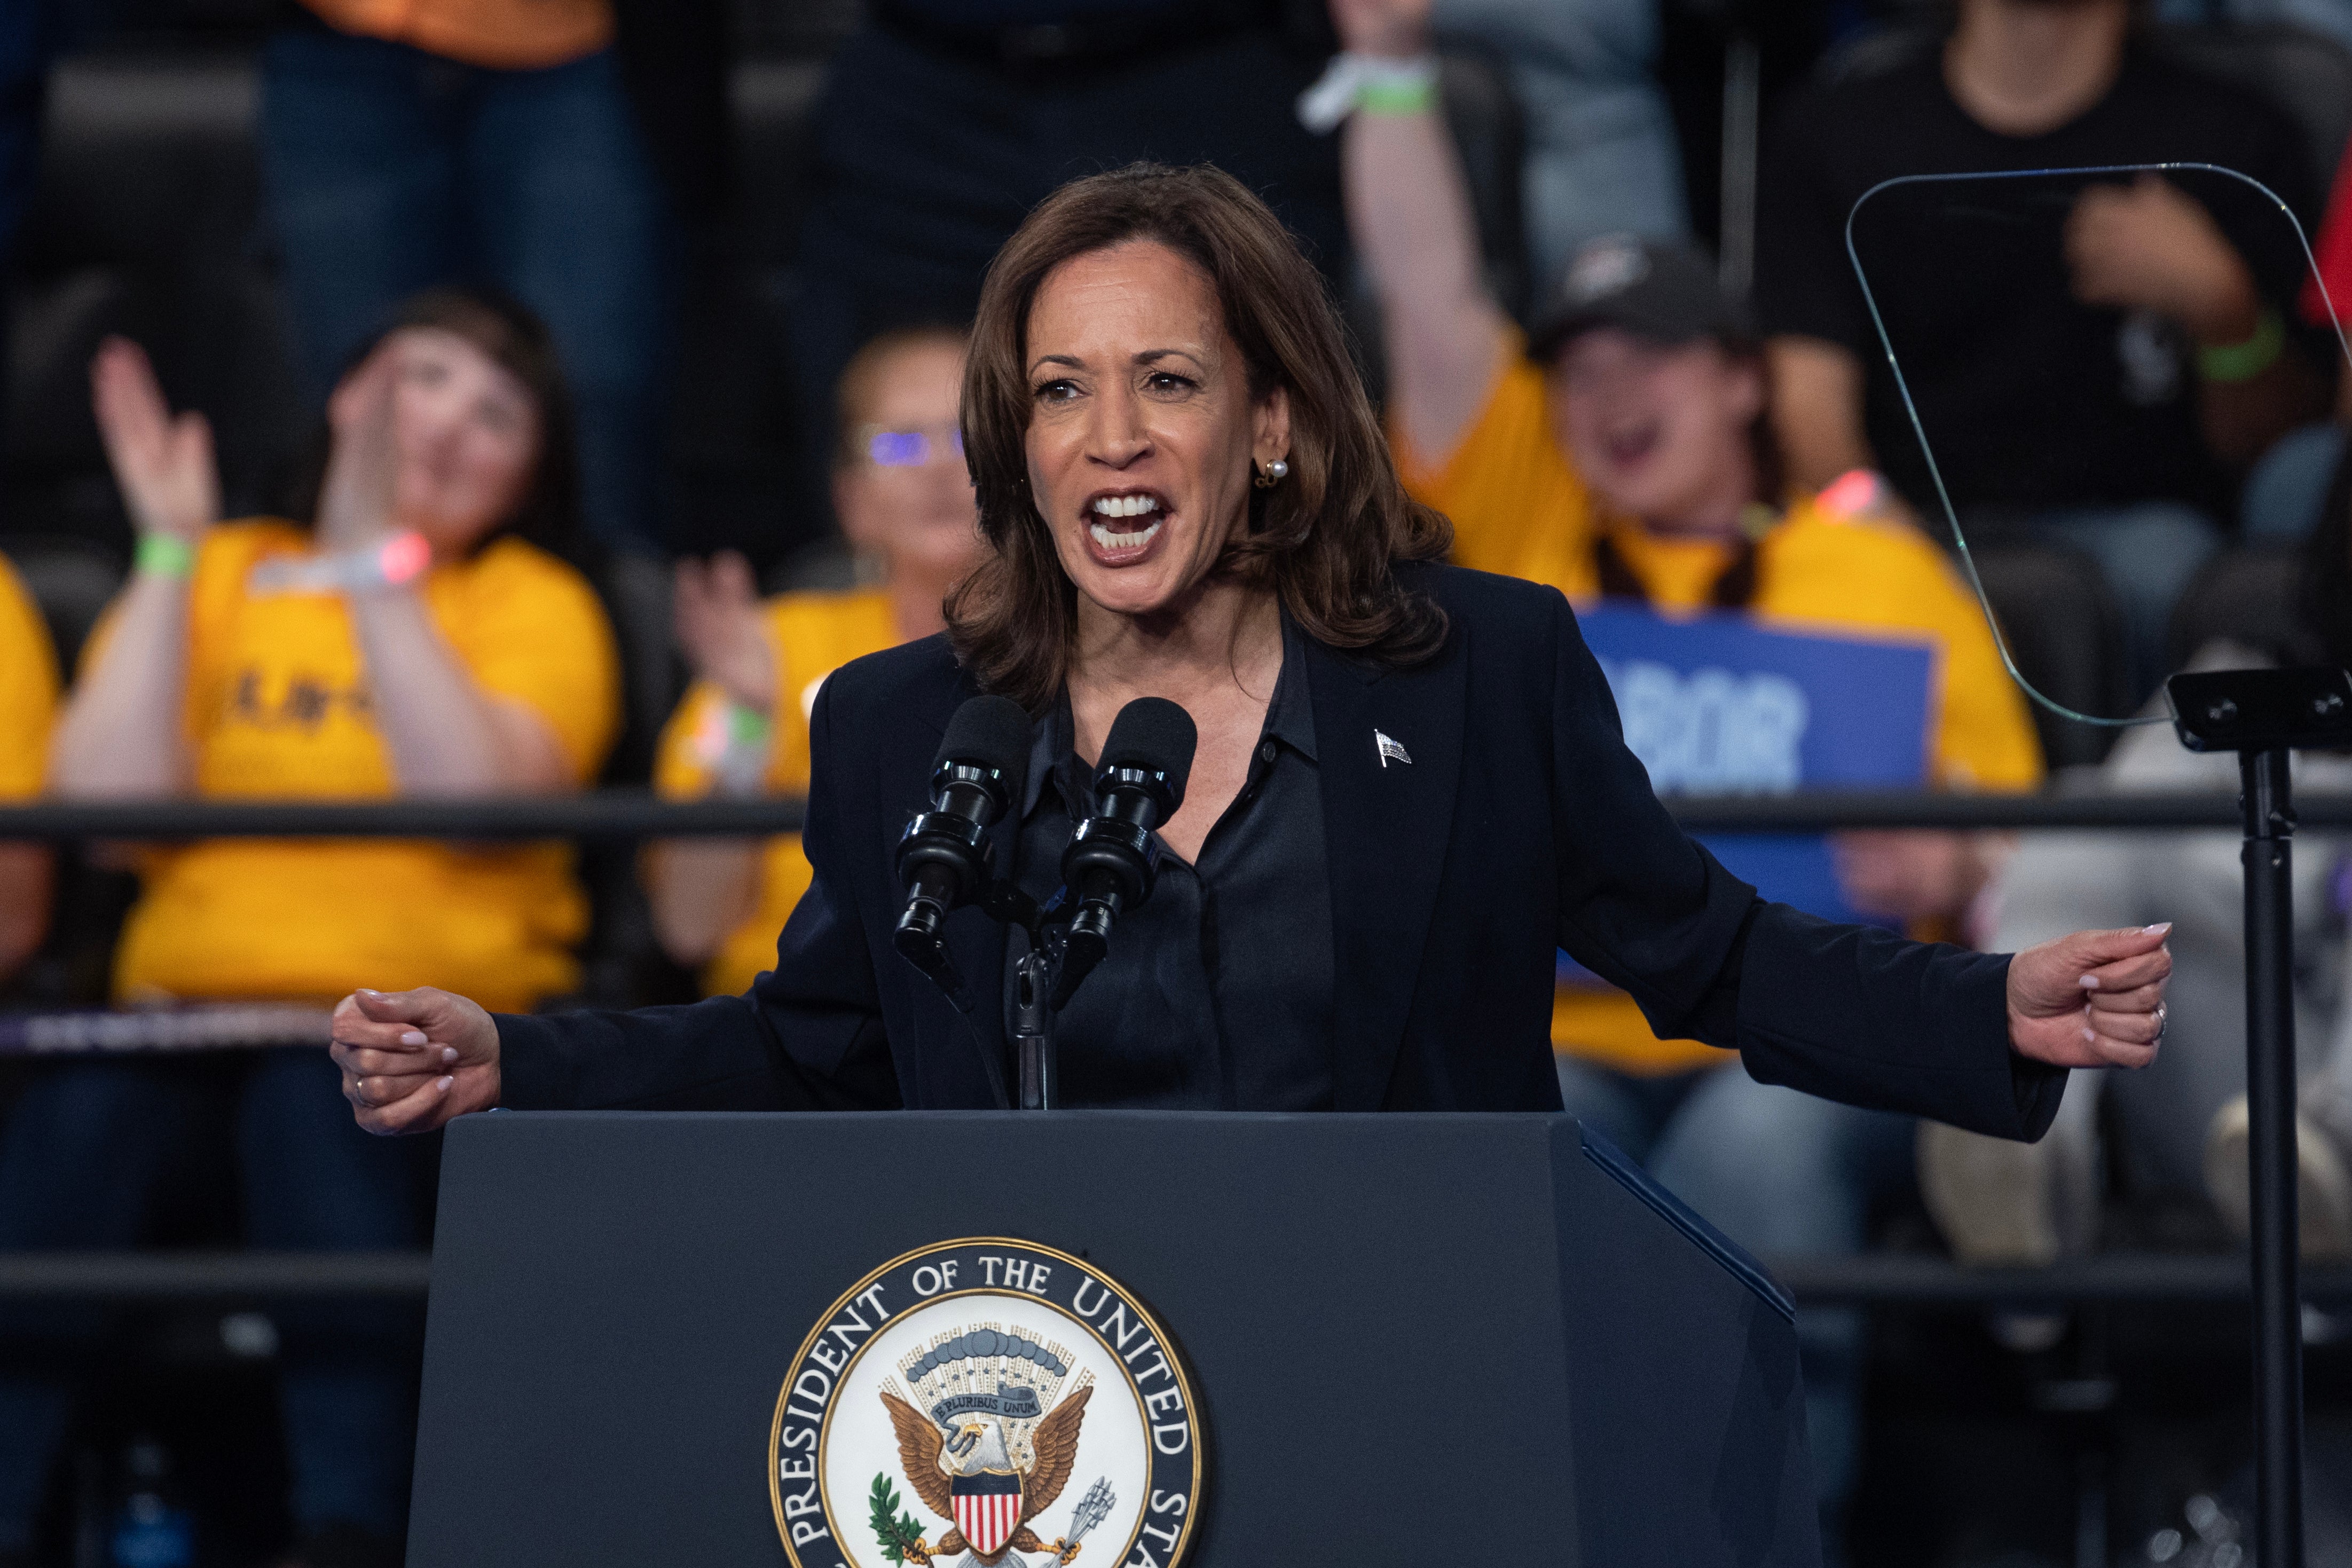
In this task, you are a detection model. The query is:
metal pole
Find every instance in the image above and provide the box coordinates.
[1013,947,1056,1111]
[2240,745,2304,1568]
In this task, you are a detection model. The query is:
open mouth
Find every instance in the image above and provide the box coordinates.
[1085,491,1166,560]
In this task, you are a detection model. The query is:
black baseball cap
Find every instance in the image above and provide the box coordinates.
[1525,235,1752,363]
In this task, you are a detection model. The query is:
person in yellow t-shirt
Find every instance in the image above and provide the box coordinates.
[648,326,983,996]
[4,289,617,1564]
[1333,0,2040,1548]
[0,552,58,985]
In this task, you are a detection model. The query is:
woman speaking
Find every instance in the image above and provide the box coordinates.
[332,164,2168,1133]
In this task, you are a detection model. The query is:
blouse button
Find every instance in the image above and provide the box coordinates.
[1260,742,1276,762]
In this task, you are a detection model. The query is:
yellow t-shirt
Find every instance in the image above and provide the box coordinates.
[108,522,620,1012]
[300,0,613,71]
[1396,353,2043,1075]
[653,589,901,998]
[0,554,59,802]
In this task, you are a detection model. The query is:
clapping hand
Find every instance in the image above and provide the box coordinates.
[2007,924,2173,1070]
[316,342,404,553]
[673,550,778,713]
[1328,0,1431,57]
[331,986,502,1135]
[90,337,218,544]
[2065,174,2260,345]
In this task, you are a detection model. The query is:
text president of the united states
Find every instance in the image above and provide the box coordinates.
[329,164,2169,1134]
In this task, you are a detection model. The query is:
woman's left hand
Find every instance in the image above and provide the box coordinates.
[2007,923,2173,1069]
[316,342,403,552]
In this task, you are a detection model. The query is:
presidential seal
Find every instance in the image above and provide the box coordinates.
[770,1238,1204,1568]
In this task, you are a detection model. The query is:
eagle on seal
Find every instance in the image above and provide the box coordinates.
[879,1383,1093,1565]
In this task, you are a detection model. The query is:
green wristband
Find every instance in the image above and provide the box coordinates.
[1358,76,1438,116]
[2198,308,2285,384]
[724,700,774,748]
[134,535,196,580]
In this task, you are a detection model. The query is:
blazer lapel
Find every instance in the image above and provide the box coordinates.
[1308,624,1470,1109]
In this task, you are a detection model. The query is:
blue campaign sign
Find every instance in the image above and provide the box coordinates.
[1569,602,1934,951]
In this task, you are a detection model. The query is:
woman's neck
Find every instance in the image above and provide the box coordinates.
[1945,0,2128,138]
[1068,577,1284,718]
[888,571,951,643]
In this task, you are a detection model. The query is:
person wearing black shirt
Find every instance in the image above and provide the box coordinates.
[1755,0,2325,699]
[326,165,2168,1164]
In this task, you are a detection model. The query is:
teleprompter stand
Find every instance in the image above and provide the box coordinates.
[2167,665,2352,1568]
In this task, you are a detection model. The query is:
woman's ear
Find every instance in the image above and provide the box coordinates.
[1253,385,1293,468]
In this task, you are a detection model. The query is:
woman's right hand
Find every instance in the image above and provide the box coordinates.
[1329,0,1431,57]
[90,336,218,543]
[331,986,501,1134]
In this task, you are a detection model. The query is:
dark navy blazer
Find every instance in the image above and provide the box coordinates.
[500,563,2066,1140]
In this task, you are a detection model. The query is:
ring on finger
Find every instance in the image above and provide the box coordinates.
[2153,1003,2167,1043]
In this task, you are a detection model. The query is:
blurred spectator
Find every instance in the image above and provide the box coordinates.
[1334,1,2043,1553]
[1756,0,2324,699]
[648,326,980,995]
[1928,459,2352,1270]
[787,1,1345,528]
[257,0,684,553]
[2241,118,2352,542]
[0,553,56,990]
[0,291,617,1568]
[1430,0,1687,278]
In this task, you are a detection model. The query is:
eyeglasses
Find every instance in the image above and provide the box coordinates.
[855,423,964,469]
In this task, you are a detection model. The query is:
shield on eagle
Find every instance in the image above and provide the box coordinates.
[950,1471,1021,1556]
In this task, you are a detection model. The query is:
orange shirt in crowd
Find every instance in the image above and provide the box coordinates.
[104,521,619,1013]
[299,0,612,72]
[0,553,59,803]
[1396,346,2044,1075]
[654,588,900,998]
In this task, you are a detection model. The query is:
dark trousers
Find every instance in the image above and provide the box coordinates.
[258,27,674,552]
[788,20,1348,503]
[0,1050,424,1549]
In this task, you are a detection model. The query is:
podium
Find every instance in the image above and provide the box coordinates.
[408,1111,1819,1567]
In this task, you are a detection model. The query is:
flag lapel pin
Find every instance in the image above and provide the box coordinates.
[1375,728,1411,768]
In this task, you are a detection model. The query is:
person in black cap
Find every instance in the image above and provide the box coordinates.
[1331,1,2043,1550]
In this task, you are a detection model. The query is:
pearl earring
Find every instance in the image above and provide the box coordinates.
[1254,458,1290,490]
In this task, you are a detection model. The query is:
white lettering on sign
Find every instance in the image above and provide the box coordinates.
[1602,657,1810,794]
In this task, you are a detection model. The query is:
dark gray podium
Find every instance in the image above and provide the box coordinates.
[408,1111,1818,1567]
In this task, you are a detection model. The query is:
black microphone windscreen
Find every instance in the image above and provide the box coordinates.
[934,695,1034,798]
[1099,697,1198,810]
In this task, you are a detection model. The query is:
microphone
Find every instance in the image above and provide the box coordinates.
[1050,697,1196,1010]
[893,696,1033,989]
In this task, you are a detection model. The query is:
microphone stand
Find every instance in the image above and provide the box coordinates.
[2167,666,2352,1568]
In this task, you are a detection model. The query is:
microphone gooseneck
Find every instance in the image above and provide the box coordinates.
[1051,697,1197,1011]
[893,696,1034,992]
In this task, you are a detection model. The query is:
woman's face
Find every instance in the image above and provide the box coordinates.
[382,327,541,552]
[1548,328,1761,525]
[1022,240,1289,623]
[834,338,982,588]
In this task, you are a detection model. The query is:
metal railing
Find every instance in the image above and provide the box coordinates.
[0,785,2339,1310]
[1,787,2348,839]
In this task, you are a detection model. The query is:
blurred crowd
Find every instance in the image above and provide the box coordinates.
[4,0,2352,1564]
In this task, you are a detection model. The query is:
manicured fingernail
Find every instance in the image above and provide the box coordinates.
[440,1046,459,1065]
[358,988,381,998]
[435,1076,453,1092]
[2080,974,2100,990]
[2083,1026,2097,1043]
[399,1030,428,1047]
[2144,923,2173,935]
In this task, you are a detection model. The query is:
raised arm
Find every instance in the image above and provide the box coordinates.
[1332,0,1513,467]
[48,338,216,798]
[325,347,572,797]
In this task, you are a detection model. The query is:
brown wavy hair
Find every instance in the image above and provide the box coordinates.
[947,162,1452,710]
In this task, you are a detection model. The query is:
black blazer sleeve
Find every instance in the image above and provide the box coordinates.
[1540,588,2066,1142]
[497,673,901,1112]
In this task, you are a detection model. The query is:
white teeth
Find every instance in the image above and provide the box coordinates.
[1089,494,1161,518]
[1090,519,1162,551]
